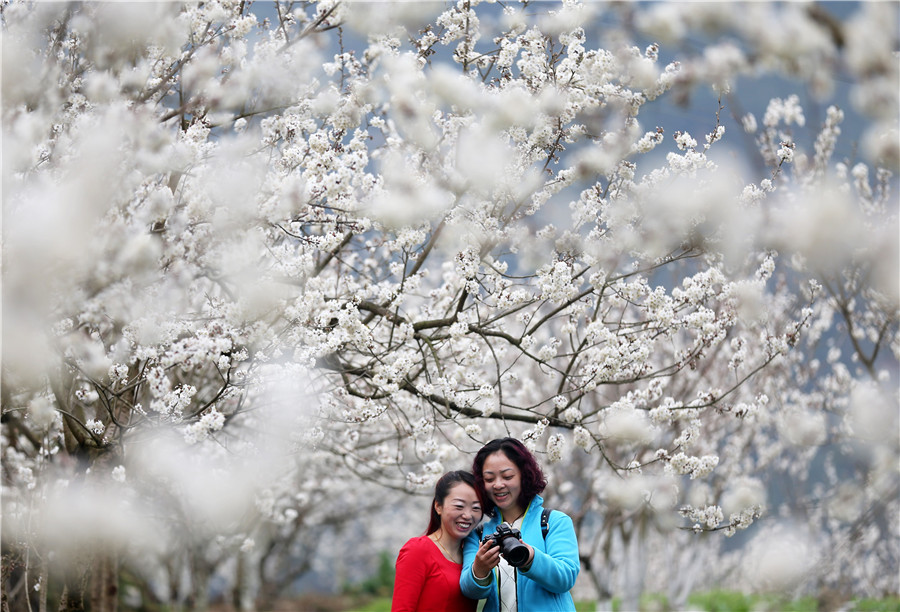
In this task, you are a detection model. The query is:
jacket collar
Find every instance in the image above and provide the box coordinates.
[490,494,543,525]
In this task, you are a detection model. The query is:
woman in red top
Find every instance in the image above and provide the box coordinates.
[392,470,484,611]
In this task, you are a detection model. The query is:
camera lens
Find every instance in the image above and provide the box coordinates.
[499,537,530,567]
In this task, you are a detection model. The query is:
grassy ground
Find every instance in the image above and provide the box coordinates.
[206,592,900,611]
[340,593,900,612]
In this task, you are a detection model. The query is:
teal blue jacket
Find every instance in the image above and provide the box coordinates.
[460,495,579,612]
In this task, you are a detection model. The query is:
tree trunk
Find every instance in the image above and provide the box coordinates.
[57,565,88,612]
[187,547,210,612]
[38,559,49,612]
[1,555,15,612]
[233,551,255,612]
[89,548,118,612]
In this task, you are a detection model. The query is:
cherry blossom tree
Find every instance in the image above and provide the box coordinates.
[2,1,897,610]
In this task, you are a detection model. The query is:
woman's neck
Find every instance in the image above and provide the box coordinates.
[431,528,460,544]
[501,505,525,524]
[430,529,462,562]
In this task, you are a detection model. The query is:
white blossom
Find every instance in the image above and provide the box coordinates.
[85,419,104,435]
[546,434,565,463]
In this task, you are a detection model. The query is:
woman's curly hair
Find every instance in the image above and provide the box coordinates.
[472,438,547,516]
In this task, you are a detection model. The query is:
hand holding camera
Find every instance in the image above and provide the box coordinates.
[482,522,531,567]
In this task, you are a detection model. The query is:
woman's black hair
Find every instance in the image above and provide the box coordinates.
[426,470,480,535]
[472,438,547,516]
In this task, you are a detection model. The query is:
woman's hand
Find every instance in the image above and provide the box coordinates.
[519,541,535,570]
[472,538,501,580]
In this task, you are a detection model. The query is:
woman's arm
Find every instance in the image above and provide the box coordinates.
[460,531,495,598]
[391,540,426,612]
[518,511,580,593]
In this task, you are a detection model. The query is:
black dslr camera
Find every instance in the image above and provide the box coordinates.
[483,522,530,567]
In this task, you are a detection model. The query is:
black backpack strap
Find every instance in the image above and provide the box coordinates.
[541,508,551,539]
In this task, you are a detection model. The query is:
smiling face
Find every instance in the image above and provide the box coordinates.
[481,451,524,519]
[435,482,483,542]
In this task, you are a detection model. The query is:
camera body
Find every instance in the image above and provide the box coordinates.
[483,522,530,567]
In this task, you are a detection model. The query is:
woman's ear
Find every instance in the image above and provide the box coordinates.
[434,500,442,516]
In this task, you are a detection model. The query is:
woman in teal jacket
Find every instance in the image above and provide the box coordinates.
[460,438,580,611]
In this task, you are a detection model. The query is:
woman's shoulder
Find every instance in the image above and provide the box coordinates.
[526,498,574,533]
[400,535,436,554]
[545,507,573,522]
[482,513,501,526]
[539,505,574,527]
[477,514,500,534]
